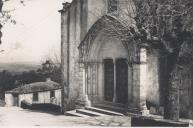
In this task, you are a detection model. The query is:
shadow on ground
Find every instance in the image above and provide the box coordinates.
[20,103,62,116]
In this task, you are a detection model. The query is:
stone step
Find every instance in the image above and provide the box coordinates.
[93,103,126,114]
[85,106,124,116]
[100,101,127,108]
[126,112,141,117]
[76,109,107,117]
[127,107,142,115]
[94,103,142,115]
[65,110,90,118]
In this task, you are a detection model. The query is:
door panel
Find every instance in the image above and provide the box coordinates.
[104,59,114,102]
[13,94,18,106]
[116,59,128,104]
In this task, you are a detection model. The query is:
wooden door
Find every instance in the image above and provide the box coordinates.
[13,94,18,106]
[116,59,128,104]
[104,59,114,102]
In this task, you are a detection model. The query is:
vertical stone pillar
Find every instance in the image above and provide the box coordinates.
[59,2,71,113]
[98,62,104,101]
[139,47,149,115]
[82,64,86,97]
[132,46,149,115]
[83,64,91,106]
[132,64,140,107]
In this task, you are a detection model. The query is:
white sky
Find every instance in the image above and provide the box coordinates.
[0,0,72,64]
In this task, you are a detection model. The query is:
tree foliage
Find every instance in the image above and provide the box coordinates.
[132,0,193,60]
[129,0,193,121]
[0,0,30,44]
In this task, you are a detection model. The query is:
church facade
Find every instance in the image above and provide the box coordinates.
[59,0,193,118]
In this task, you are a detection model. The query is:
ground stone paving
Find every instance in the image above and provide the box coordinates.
[0,107,131,126]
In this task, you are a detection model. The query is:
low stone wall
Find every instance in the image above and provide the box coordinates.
[131,116,189,127]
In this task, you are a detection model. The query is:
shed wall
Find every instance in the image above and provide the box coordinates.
[5,94,14,107]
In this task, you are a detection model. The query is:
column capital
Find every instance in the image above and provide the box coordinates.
[138,43,149,49]
[59,2,71,13]
[140,47,147,63]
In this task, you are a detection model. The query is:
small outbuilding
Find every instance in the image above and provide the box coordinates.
[5,79,62,108]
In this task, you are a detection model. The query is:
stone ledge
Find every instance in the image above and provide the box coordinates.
[131,116,189,127]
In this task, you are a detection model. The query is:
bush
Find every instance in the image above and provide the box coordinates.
[0,100,5,107]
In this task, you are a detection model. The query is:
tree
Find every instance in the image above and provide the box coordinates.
[0,0,30,44]
[119,0,193,121]
[91,0,193,121]
[0,70,15,99]
[37,60,61,83]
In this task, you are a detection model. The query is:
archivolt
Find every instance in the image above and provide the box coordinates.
[78,15,137,63]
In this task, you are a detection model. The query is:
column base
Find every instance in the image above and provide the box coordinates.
[113,96,116,103]
[141,109,150,116]
[75,95,91,109]
[140,102,149,116]
[83,95,91,107]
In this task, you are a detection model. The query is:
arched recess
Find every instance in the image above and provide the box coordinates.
[78,15,135,104]
[78,15,137,63]
[77,14,168,111]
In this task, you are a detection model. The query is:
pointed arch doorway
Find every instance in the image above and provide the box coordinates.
[78,15,133,106]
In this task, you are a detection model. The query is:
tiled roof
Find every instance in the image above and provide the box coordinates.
[6,81,61,94]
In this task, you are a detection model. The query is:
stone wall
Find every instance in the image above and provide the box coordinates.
[87,0,107,30]
[18,89,62,107]
[68,0,83,106]
[55,89,62,107]
[5,93,14,106]
[147,50,161,107]
[19,93,33,106]
[38,91,50,104]
[60,0,83,108]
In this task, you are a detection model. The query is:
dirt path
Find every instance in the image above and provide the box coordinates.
[0,107,131,126]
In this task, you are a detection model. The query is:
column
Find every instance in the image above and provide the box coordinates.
[113,59,117,103]
[132,46,149,115]
[98,62,104,101]
[82,64,86,97]
[83,64,91,106]
[139,47,149,115]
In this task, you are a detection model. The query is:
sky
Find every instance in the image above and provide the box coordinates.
[0,0,72,64]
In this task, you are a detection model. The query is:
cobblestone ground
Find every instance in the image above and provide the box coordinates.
[0,107,131,126]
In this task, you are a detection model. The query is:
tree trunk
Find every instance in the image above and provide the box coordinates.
[0,0,3,44]
[164,70,180,121]
[164,52,180,121]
